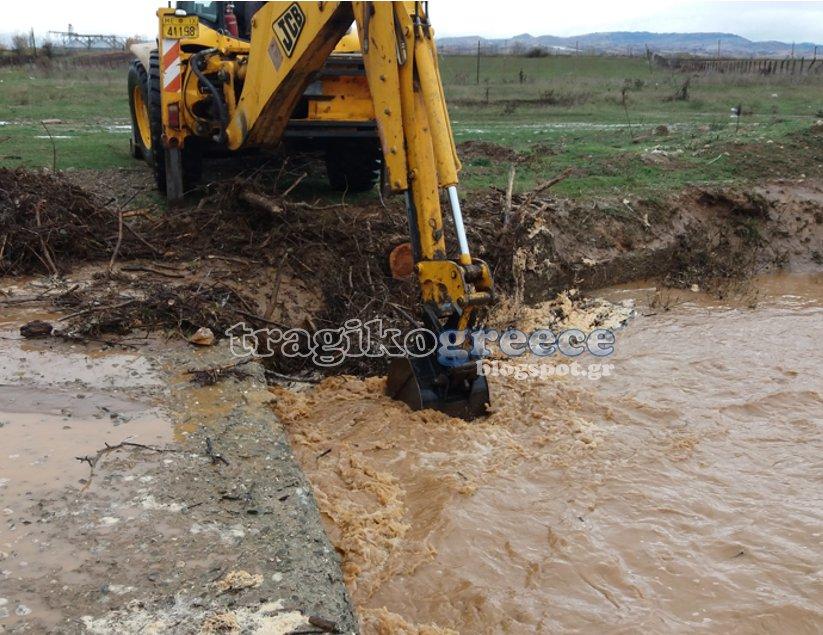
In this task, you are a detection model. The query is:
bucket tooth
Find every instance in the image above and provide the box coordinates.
[386,356,489,420]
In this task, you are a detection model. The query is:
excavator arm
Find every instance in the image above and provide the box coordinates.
[158,2,494,417]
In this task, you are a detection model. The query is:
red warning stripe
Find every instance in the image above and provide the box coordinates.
[165,73,182,93]
[162,40,181,71]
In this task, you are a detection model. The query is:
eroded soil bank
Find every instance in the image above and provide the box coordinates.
[3,163,821,378]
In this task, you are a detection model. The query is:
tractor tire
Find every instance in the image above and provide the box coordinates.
[147,50,168,194]
[324,140,381,192]
[127,60,153,164]
[147,50,202,197]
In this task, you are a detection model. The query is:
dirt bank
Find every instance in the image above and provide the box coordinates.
[4,166,821,377]
[0,303,357,634]
[466,178,823,306]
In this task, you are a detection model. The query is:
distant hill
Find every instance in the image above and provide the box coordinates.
[437,31,822,57]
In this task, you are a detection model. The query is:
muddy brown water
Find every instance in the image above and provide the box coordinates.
[272,273,823,634]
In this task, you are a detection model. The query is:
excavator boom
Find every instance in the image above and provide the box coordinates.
[152,2,494,418]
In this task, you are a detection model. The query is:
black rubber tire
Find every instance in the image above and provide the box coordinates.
[147,50,202,196]
[147,50,167,194]
[324,140,381,192]
[127,60,152,163]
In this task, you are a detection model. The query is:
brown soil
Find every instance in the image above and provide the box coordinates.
[2,167,821,377]
[468,179,822,305]
[456,140,521,163]
[722,126,823,180]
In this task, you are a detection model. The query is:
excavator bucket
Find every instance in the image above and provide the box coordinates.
[386,355,490,420]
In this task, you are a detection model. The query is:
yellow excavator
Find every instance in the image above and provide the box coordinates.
[128,1,494,418]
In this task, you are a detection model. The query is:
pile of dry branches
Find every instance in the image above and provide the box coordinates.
[0,168,150,275]
[54,280,255,338]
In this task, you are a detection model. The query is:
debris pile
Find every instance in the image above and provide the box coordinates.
[194,178,422,376]
[0,168,146,275]
[1,166,809,378]
[53,280,254,338]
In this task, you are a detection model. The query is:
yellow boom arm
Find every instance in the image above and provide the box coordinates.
[158,2,494,416]
[218,2,493,329]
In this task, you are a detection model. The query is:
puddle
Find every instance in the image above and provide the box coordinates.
[103,125,132,134]
[0,307,171,625]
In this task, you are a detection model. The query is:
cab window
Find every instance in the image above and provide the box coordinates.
[176,1,220,25]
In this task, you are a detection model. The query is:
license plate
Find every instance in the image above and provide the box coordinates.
[162,15,199,40]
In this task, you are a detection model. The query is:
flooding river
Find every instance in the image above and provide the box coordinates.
[271,273,823,634]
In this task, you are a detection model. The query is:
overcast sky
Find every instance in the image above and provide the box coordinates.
[5,1,823,43]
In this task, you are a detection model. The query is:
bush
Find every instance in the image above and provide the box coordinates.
[524,47,549,58]
[623,78,645,91]
[539,89,590,107]
[502,102,518,115]
[11,33,29,57]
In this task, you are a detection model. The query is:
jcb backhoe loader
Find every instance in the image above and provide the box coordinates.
[128,1,494,418]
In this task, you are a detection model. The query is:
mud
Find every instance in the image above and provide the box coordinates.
[0,302,357,634]
[272,273,823,633]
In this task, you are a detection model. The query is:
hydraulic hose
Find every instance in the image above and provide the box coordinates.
[190,48,228,144]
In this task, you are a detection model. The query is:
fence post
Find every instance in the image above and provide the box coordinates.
[476,40,481,85]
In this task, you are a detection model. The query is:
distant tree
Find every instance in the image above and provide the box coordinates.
[125,36,146,51]
[524,47,549,58]
[41,39,55,59]
[510,42,525,56]
[11,33,29,57]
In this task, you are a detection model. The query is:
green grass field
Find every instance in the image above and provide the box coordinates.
[1,55,820,198]
[0,66,133,170]
[442,55,822,196]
